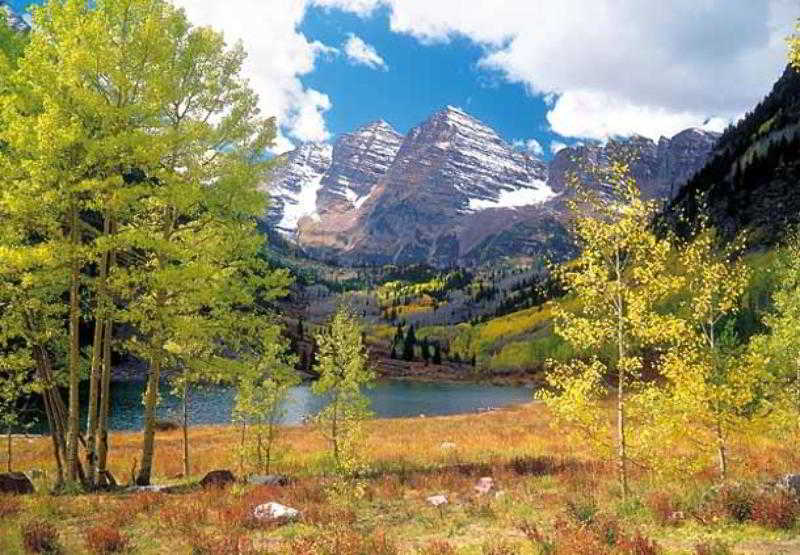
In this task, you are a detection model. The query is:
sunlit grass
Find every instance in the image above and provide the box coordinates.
[3,402,799,553]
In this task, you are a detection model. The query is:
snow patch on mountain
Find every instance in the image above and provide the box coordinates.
[467,180,557,211]
[278,174,324,230]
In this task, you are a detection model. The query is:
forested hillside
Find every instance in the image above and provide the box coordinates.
[668,65,800,243]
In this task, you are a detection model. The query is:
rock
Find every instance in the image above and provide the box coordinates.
[248,474,290,487]
[474,477,494,495]
[253,502,300,521]
[0,472,34,494]
[439,442,456,450]
[126,484,171,493]
[200,470,236,488]
[426,494,448,507]
[494,490,506,500]
[777,474,800,498]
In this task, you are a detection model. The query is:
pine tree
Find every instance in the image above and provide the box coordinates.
[421,338,431,365]
[432,343,443,365]
[403,324,417,362]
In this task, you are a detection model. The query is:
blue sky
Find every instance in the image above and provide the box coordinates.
[11,1,797,157]
[297,5,553,152]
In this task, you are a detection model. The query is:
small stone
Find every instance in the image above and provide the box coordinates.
[777,474,800,498]
[439,442,456,450]
[253,502,300,521]
[0,472,34,495]
[248,475,290,486]
[200,469,236,488]
[426,494,448,507]
[494,490,506,500]
[474,477,494,495]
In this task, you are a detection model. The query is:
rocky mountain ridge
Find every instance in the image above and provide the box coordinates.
[262,106,719,266]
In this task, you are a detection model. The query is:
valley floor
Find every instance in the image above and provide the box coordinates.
[2,404,800,554]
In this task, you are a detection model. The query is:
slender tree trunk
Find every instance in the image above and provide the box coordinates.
[615,254,629,499]
[182,382,189,478]
[96,320,113,485]
[136,353,162,485]
[97,222,116,484]
[86,319,103,486]
[66,204,82,484]
[239,418,246,476]
[86,216,111,487]
[42,390,64,487]
[715,419,727,481]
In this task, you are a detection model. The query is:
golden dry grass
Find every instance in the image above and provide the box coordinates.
[2,403,800,554]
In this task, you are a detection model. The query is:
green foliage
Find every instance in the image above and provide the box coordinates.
[234,326,299,475]
[539,152,682,496]
[313,307,375,475]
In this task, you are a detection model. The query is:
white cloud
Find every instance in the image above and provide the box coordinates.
[171,0,797,152]
[343,33,388,70]
[513,138,544,156]
[348,0,796,141]
[550,141,567,155]
[172,1,362,153]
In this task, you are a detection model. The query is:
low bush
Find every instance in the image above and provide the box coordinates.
[21,519,60,554]
[84,525,129,554]
[751,490,800,530]
[0,494,22,518]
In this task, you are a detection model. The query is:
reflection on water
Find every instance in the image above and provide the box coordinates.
[30,380,533,432]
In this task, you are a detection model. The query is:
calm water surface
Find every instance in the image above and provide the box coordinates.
[54,380,533,431]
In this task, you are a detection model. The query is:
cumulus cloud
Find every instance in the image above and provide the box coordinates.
[171,0,797,152]
[513,138,544,156]
[172,1,356,153]
[343,33,388,70]
[343,0,796,141]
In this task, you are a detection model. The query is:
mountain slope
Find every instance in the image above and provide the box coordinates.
[667,65,800,244]
[547,129,719,200]
[263,107,718,266]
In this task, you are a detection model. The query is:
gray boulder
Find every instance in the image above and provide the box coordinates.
[200,469,236,488]
[0,472,34,494]
[777,474,800,498]
[248,474,290,487]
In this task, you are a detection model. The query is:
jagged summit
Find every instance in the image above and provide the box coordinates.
[261,106,716,266]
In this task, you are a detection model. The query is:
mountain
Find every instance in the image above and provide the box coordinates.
[547,129,719,200]
[264,107,718,266]
[666,65,800,245]
[0,1,30,32]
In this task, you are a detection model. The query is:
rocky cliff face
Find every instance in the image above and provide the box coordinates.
[547,129,719,200]
[1,1,29,32]
[263,106,717,266]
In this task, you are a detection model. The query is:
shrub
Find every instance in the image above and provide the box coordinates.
[84,525,129,554]
[751,491,800,530]
[646,491,684,526]
[0,494,22,518]
[694,539,732,555]
[421,540,457,555]
[616,531,661,554]
[565,497,598,524]
[21,519,60,554]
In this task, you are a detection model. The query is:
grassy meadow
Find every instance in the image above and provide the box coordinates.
[2,402,800,554]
